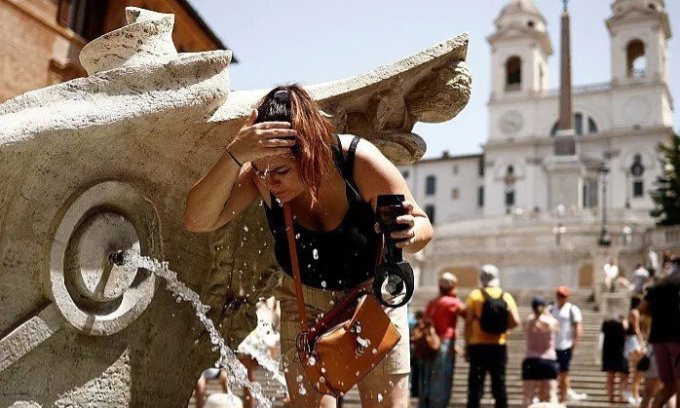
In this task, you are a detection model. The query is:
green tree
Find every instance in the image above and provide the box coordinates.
[651,132,680,225]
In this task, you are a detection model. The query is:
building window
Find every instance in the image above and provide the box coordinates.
[633,180,644,198]
[505,190,515,207]
[550,112,599,136]
[478,157,485,177]
[425,175,436,196]
[574,113,583,135]
[505,56,522,91]
[425,205,436,224]
[451,188,459,200]
[626,39,647,78]
[478,186,484,208]
[582,178,599,208]
[57,0,107,41]
[452,165,458,175]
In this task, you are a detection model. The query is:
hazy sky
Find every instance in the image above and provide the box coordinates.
[190,0,680,159]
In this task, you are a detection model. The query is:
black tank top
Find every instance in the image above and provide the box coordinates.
[263,135,381,290]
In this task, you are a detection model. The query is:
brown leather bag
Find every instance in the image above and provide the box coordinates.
[282,204,401,397]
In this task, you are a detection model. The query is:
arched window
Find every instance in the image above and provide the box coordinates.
[550,112,599,136]
[505,56,522,91]
[626,39,646,78]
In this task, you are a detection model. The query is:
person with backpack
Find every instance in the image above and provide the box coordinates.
[549,285,586,403]
[415,272,466,408]
[464,264,520,408]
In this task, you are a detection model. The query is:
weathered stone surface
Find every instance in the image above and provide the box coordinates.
[0,7,470,407]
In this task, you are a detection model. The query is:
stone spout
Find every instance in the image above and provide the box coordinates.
[0,7,471,407]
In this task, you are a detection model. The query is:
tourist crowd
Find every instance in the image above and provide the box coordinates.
[410,250,680,408]
[192,248,679,408]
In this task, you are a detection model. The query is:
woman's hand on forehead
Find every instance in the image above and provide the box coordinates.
[227,110,297,163]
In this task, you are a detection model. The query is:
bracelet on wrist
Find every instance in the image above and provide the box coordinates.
[225,148,243,167]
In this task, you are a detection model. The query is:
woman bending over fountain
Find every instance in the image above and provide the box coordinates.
[184,84,432,408]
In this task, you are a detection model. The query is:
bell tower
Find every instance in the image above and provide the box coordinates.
[488,0,553,100]
[606,0,671,85]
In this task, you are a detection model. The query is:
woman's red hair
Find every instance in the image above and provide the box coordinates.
[256,84,336,207]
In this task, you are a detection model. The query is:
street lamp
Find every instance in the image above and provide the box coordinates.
[625,169,631,209]
[598,163,612,247]
[553,204,567,246]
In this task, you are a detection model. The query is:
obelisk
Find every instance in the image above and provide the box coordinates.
[546,0,583,209]
[554,0,576,154]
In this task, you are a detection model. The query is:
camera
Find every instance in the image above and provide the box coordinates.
[372,194,414,308]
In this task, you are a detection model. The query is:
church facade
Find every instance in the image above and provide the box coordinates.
[403,0,676,289]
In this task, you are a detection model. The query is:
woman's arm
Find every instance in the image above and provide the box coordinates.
[352,138,433,254]
[183,110,296,232]
[183,162,259,232]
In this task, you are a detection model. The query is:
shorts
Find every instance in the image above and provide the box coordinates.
[522,358,559,380]
[602,351,629,374]
[652,342,680,384]
[624,336,642,359]
[556,348,573,373]
[274,274,410,398]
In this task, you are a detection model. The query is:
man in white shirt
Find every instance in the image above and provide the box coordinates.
[550,286,586,402]
[633,264,650,295]
[603,258,619,292]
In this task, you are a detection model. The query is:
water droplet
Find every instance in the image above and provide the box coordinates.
[320,367,326,374]
[299,385,307,396]
[377,393,383,403]
[372,348,378,355]
[355,370,360,377]
[321,281,327,288]
[307,356,316,366]
[295,233,301,240]
[296,375,304,383]
[312,248,319,260]
[243,226,249,232]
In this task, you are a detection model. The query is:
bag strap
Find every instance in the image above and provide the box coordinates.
[282,203,309,332]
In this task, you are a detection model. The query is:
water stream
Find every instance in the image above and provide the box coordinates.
[120,252,286,407]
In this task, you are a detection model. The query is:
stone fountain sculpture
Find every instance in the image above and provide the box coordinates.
[0,7,471,407]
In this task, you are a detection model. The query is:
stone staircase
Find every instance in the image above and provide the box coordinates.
[189,287,617,408]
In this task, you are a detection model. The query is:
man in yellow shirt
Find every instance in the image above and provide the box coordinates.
[464,264,520,408]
